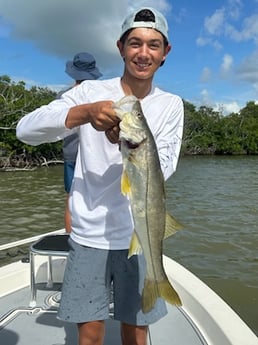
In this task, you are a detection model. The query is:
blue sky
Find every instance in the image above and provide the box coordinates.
[0,0,257,115]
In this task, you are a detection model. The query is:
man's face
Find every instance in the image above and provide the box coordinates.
[117,28,171,80]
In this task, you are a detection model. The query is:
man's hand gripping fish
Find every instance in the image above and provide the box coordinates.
[114,95,183,313]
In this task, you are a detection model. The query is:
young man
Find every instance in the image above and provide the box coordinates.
[62,52,102,232]
[16,7,184,345]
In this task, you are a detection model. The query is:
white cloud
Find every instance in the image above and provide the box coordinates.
[220,54,233,77]
[200,67,212,83]
[225,14,258,44]
[197,1,258,48]
[0,0,124,69]
[0,16,11,37]
[204,8,225,35]
[200,88,211,105]
[172,7,187,24]
[196,36,222,50]
[198,88,242,115]
[227,0,242,20]
[253,83,258,99]
[236,50,258,83]
[221,54,233,72]
[214,101,241,115]
[196,37,207,46]
[12,76,67,92]
[0,0,172,73]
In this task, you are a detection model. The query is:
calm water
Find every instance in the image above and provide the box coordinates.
[0,156,257,335]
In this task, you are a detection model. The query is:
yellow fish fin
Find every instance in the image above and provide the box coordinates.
[121,169,131,196]
[142,279,159,313]
[158,279,182,307]
[164,212,184,239]
[142,278,182,313]
[128,231,142,258]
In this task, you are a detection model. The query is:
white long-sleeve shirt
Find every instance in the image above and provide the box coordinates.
[16,77,184,250]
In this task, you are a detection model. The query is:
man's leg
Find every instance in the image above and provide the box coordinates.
[121,323,148,345]
[78,321,105,345]
[58,243,111,344]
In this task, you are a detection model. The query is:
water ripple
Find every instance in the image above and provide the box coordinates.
[0,157,258,335]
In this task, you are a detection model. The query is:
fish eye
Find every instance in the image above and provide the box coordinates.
[125,140,139,149]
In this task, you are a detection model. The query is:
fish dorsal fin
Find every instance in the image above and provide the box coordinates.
[128,231,142,258]
[121,169,131,196]
[164,213,183,239]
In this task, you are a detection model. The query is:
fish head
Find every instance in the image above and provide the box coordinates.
[114,96,148,148]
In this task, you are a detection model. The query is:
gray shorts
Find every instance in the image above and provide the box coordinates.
[58,238,167,325]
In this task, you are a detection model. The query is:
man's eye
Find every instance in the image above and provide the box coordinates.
[150,43,160,49]
[130,42,140,47]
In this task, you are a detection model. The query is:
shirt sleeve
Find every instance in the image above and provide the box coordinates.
[156,96,184,181]
[16,87,82,146]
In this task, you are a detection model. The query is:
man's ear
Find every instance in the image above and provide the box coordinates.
[162,43,172,63]
[117,40,125,58]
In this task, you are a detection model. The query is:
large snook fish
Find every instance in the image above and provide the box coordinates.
[114,95,182,313]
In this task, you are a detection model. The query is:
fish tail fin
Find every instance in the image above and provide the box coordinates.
[158,279,182,307]
[142,278,182,313]
[142,279,159,313]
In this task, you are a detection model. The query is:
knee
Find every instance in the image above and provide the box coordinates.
[121,323,148,345]
[78,321,105,345]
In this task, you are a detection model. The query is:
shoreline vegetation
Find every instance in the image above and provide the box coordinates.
[0,75,258,170]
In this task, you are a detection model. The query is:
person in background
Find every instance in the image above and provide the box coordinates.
[16,7,184,345]
[62,52,102,232]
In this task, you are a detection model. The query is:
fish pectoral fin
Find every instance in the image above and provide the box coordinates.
[142,279,182,313]
[128,232,142,258]
[121,169,131,196]
[164,213,184,239]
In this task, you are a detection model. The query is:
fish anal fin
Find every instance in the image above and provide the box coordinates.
[164,213,184,239]
[128,232,142,258]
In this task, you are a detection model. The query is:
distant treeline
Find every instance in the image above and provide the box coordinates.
[0,75,257,168]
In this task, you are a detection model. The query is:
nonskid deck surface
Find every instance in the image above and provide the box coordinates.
[0,283,207,345]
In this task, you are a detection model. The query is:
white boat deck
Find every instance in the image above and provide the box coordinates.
[0,244,257,345]
[0,281,207,345]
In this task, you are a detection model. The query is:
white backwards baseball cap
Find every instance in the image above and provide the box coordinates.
[120,7,169,41]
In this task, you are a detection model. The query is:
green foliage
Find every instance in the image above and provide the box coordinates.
[0,75,62,167]
[181,100,258,155]
[0,75,257,168]
[182,102,221,154]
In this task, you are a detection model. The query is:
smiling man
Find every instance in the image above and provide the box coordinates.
[16,7,184,345]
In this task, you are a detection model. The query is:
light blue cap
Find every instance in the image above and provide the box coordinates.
[120,7,169,41]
